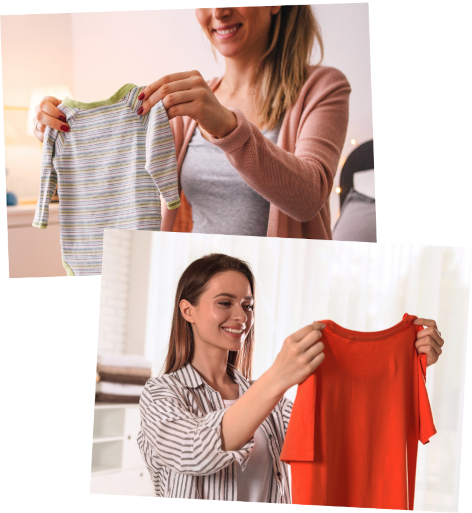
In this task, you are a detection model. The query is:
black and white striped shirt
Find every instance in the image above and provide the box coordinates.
[137,362,293,502]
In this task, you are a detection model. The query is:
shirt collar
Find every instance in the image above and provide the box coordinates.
[170,361,251,393]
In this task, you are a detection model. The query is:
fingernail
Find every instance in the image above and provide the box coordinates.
[137,107,144,115]
[61,125,70,132]
[59,115,67,122]
[138,93,145,101]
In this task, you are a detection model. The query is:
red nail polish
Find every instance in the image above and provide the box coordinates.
[138,93,145,101]
[137,107,144,115]
[59,115,67,122]
[61,125,70,132]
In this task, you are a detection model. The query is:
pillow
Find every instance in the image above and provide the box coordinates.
[332,189,377,242]
[353,169,375,199]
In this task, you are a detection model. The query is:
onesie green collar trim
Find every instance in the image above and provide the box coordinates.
[62,83,137,110]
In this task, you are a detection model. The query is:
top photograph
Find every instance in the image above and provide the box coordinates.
[2,4,374,278]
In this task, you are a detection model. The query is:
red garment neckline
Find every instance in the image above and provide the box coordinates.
[323,313,416,341]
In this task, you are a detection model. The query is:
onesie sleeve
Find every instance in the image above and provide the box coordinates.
[280,372,317,463]
[32,126,59,229]
[145,100,181,211]
[138,378,255,476]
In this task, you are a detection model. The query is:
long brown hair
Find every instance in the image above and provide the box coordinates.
[208,6,323,131]
[162,253,256,379]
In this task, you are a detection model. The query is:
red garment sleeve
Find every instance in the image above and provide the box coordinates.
[414,321,437,444]
[418,352,437,444]
[280,372,317,463]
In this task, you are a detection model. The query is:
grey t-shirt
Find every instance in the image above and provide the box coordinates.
[180,123,281,236]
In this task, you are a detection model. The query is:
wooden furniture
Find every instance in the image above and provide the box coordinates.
[7,203,66,278]
[90,403,154,496]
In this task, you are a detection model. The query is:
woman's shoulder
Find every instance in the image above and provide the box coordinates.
[305,65,351,91]
[141,373,186,402]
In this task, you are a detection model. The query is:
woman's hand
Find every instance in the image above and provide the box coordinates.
[413,318,444,366]
[138,70,237,139]
[267,322,326,396]
[33,96,70,143]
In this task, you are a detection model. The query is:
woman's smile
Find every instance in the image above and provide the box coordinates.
[213,23,243,40]
[221,325,246,338]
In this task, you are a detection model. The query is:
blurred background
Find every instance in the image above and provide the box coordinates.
[1,4,374,277]
[95,230,470,511]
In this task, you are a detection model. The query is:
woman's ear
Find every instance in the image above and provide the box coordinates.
[179,299,195,323]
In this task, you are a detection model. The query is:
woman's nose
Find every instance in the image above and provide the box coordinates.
[232,305,248,322]
[214,8,232,20]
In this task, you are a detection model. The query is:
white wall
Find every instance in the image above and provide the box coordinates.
[70,10,223,102]
[98,229,132,353]
[1,14,74,106]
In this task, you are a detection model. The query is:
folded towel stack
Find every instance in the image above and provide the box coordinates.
[95,353,152,404]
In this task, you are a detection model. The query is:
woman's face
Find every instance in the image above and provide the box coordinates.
[195,6,281,59]
[181,270,254,355]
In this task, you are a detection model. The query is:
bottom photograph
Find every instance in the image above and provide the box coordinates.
[91,230,470,512]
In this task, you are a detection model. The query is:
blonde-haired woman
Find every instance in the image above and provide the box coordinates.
[33,6,351,239]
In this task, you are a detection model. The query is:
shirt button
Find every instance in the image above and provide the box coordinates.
[277,472,281,477]
[268,434,273,439]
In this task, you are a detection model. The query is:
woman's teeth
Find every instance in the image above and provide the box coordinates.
[216,26,238,35]
[223,327,244,334]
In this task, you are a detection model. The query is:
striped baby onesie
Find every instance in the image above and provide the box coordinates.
[33,83,180,276]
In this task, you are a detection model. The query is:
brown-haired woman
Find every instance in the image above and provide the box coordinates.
[137,252,324,502]
[136,253,444,502]
[33,6,350,239]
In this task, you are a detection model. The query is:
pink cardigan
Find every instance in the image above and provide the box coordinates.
[170,65,351,239]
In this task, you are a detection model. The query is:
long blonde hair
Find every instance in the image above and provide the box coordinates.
[209,6,324,131]
[162,253,256,380]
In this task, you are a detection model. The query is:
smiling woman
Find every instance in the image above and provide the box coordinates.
[33,6,351,240]
[137,253,326,501]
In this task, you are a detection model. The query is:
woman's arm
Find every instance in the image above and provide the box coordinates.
[219,368,284,452]
[139,68,350,223]
[208,68,351,222]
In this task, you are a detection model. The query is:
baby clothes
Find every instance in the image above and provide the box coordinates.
[33,84,180,276]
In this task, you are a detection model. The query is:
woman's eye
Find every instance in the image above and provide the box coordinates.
[219,302,231,307]
[245,304,254,311]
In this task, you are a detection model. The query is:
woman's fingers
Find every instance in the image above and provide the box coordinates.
[414,318,442,337]
[34,108,69,134]
[33,96,69,139]
[140,71,202,114]
[417,325,444,348]
[290,322,325,344]
[40,96,65,120]
[144,79,195,115]
[415,333,443,357]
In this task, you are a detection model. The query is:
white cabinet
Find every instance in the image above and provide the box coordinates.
[7,203,66,278]
[90,403,154,496]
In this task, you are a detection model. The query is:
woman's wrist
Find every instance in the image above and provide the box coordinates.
[258,365,287,402]
[213,109,238,139]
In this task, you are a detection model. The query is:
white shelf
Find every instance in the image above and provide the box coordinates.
[91,464,122,476]
[93,435,124,444]
[94,403,139,410]
[90,403,154,496]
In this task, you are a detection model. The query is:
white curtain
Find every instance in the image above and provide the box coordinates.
[143,232,470,512]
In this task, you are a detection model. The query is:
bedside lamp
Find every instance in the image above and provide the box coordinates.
[26,86,73,136]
